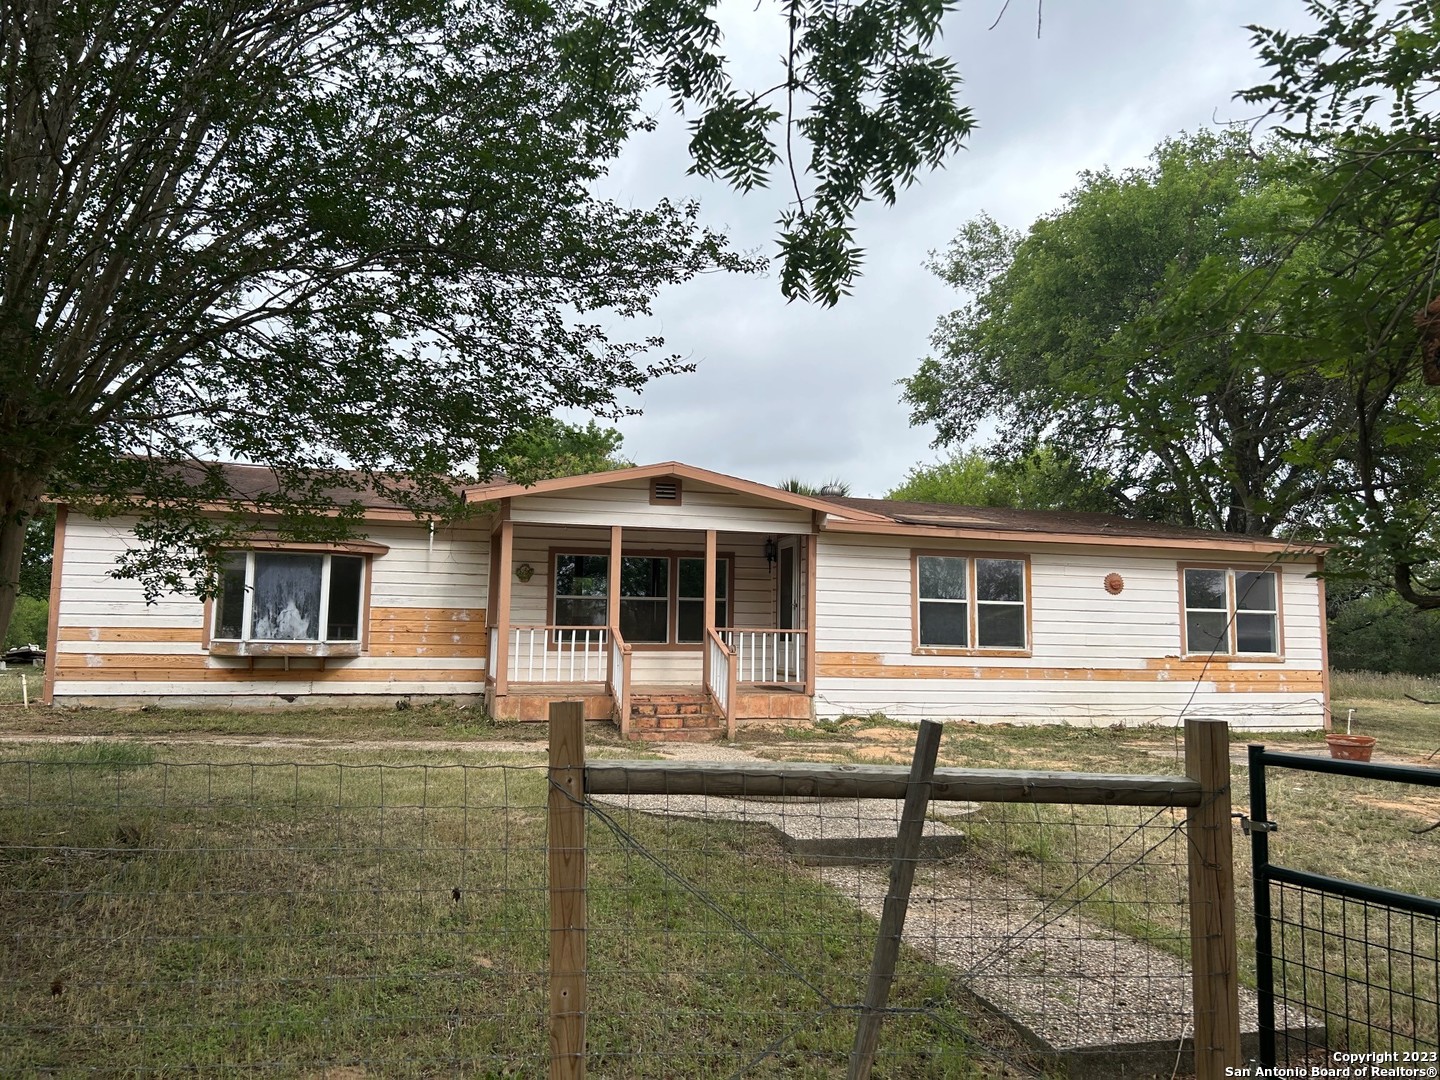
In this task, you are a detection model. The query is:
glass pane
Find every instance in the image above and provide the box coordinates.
[1184,569,1227,610]
[976,559,1024,602]
[1186,611,1229,655]
[620,598,667,643]
[326,556,363,641]
[677,599,702,643]
[919,601,967,647]
[555,597,606,627]
[1236,612,1277,654]
[620,557,667,598]
[555,555,607,598]
[678,558,728,600]
[1235,571,1276,612]
[214,552,247,639]
[919,556,966,600]
[679,558,702,598]
[977,603,1025,648]
[251,553,323,640]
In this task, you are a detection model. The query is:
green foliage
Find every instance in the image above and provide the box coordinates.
[3,595,47,649]
[1237,0,1440,607]
[19,508,52,599]
[0,0,974,631]
[887,448,1122,513]
[1328,592,1440,677]
[903,129,1342,536]
[494,421,631,485]
[777,477,850,497]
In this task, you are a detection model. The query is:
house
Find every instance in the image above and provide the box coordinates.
[43,461,1330,735]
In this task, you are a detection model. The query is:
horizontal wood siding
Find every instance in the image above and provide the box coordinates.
[508,479,812,534]
[813,534,1326,730]
[52,515,491,702]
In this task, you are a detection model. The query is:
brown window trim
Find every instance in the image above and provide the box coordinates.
[203,548,376,656]
[547,546,734,651]
[1178,562,1286,662]
[910,549,1034,657]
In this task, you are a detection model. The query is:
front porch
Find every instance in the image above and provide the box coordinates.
[482,519,816,739]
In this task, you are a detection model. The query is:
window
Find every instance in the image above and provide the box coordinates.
[915,554,1028,651]
[551,552,729,645]
[213,551,367,644]
[677,558,728,643]
[1182,567,1280,656]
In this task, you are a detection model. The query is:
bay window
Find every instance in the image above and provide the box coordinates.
[212,551,367,649]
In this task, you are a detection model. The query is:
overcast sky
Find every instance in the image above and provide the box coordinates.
[592,0,1303,497]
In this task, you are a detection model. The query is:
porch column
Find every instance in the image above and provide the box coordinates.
[494,516,513,697]
[702,529,717,686]
[805,534,817,697]
[607,526,622,632]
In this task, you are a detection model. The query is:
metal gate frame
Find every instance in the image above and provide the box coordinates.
[1247,744,1440,1066]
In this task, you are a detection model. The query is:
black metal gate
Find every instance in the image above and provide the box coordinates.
[1248,745,1440,1066]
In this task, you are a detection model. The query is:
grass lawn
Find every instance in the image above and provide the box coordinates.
[1,668,1435,1066]
[0,739,976,1078]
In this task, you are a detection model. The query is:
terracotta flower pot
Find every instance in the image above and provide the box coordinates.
[1325,733,1377,762]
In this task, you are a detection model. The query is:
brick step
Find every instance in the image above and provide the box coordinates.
[631,694,709,707]
[630,710,721,728]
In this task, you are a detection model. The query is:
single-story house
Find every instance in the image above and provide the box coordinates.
[43,461,1330,736]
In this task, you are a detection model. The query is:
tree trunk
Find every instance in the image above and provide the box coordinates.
[0,461,48,647]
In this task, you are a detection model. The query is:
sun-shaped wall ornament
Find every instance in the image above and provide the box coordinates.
[1104,573,1125,595]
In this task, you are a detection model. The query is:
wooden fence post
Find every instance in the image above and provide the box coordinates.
[848,719,944,1079]
[1184,717,1241,1079]
[549,702,587,1080]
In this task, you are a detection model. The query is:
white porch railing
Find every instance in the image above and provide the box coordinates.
[722,629,807,685]
[507,625,608,683]
[705,629,737,739]
[487,625,498,684]
[609,626,632,737]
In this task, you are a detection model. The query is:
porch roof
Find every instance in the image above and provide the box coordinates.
[463,461,893,522]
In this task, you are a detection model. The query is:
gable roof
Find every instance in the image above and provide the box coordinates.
[462,461,894,522]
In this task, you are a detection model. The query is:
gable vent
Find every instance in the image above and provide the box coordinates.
[650,477,682,505]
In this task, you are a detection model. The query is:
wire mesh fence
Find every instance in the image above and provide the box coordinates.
[584,783,1201,1078]
[1,739,1224,1077]
[0,748,552,1076]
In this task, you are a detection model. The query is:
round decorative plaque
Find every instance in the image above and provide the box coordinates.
[1104,572,1125,595]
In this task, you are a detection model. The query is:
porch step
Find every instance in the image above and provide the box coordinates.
[626,689,724,742]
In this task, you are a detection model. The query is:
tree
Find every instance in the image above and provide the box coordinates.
[1234,0,1440,606]
[2,594,45,649]
[902,130,1348,536]
[0,0,973,634]
[494,421,631,485]
[887,448,1123,512]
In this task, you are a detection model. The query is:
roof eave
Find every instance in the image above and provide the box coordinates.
[817,515,1329,556]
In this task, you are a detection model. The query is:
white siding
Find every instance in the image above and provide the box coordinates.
[813,533,1325,730]
[51,514,491,703]
[508,479,812,534]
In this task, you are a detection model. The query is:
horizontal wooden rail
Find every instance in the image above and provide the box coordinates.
[584,761,1203,807]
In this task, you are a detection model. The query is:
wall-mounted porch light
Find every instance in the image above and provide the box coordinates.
[764,537,777,573]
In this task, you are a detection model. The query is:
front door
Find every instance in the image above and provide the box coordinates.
[777,541,800,681]
[777,541,798,630]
